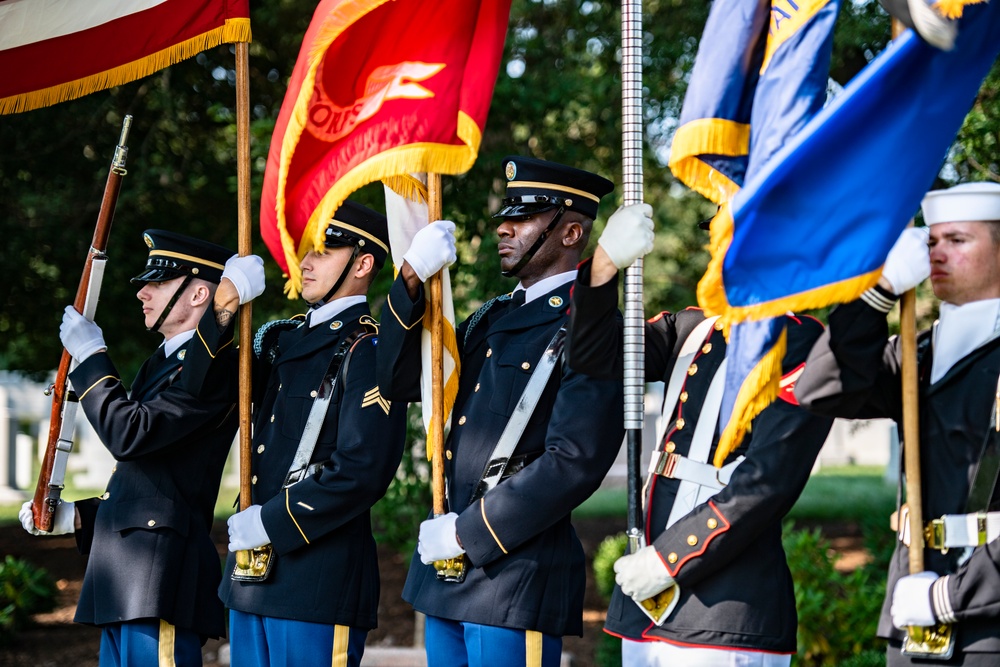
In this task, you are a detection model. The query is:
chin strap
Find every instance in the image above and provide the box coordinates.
[148,275,194,333]
[501,206,566,279]
[311,246,361,308]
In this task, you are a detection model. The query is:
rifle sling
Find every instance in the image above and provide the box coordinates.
[282,328,367,488]
[469,327,566,504]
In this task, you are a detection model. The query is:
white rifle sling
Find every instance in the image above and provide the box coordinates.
[282,333,364,488]
[472,328,566,501]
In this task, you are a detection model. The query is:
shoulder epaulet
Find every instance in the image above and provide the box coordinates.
[253,316,305,362]
[464,294,512,347]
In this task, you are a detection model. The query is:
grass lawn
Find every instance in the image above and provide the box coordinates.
[573,465,896,522]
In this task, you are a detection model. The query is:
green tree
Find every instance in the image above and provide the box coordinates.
[1,0,997,376]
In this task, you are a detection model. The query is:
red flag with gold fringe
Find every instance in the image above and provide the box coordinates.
[0,0,251,115]
[259,0,511,296]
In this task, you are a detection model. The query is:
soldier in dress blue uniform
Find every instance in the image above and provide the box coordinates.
[796,183,1000,666]
[19,229,265,667]
[566,206,834,666]
[182,200,408,667]
[376,156,625,667]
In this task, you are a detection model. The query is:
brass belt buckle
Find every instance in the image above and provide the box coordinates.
[649,451,679,478]
[923,517,947,553]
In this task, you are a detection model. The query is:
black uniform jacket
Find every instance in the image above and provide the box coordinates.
[794,287,1000,654]
[185,302,407,629]
[567,260,833,653]
[68,326,238,639]
[377,274,624,637]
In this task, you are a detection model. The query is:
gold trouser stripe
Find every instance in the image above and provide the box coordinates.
[158,619,177,667]
[331,624,349,667]
[481,498,508,554]
[78,375,119,400]
[525,630,542,667]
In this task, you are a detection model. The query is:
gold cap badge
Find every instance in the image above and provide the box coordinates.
[505,161,516,180]
[143,233,154,248]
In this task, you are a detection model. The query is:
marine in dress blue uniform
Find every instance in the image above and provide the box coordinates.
[796,183,1000,666]
[183,201,407,667]
[377,156,625,667]
[21,230,241,667]
[566,206,834,666]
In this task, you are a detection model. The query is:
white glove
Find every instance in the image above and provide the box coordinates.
[597,203,655,269]
[417,512,465,564]
[222,254,266,305]
[881,226,930,295]
[60,306,106,362]
[614,545,675,602]
[19,500,76,536]
[890,571,939,628]
[227,505,270,551]
[403,220,457,282]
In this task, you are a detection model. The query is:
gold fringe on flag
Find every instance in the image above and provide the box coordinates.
[0,19,252,115]
[713,327,787,466]
[698,202,883,323]
[279,111,483,298]
[934,0,987,19]
[667,119,748,205]
[697,200,883,466]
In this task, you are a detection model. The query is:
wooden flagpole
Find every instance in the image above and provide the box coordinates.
[231,41,262,577]
[427,173,447,517]
[235,42,253,515]
[894,17,951,659]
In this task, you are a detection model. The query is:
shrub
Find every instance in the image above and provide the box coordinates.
[592,532,627,603]
[784,523,886,666]
[0,555,57,646]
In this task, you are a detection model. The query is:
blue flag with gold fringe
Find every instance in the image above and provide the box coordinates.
[670,0,841,464]
[697,1,1000,461]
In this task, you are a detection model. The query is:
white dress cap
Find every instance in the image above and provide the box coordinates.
[921,182,1000,226]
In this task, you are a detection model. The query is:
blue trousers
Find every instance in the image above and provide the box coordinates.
[99,619,202,667]
[424,615,562,667]
[229,609,368,667]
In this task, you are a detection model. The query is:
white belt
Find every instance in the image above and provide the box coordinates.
[927,512,1000,550]
[898,506,1000,550]
[649,451,745,492]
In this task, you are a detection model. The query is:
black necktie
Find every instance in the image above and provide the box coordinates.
[509,289,526,309]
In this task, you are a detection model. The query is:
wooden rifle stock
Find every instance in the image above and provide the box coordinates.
[31,116,133,531]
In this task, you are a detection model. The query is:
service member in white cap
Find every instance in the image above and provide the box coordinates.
[796,182,1000,666]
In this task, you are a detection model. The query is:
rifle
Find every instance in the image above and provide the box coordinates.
[31,116,132,531]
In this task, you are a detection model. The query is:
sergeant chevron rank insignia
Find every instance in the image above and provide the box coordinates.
[362,386,391,415]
